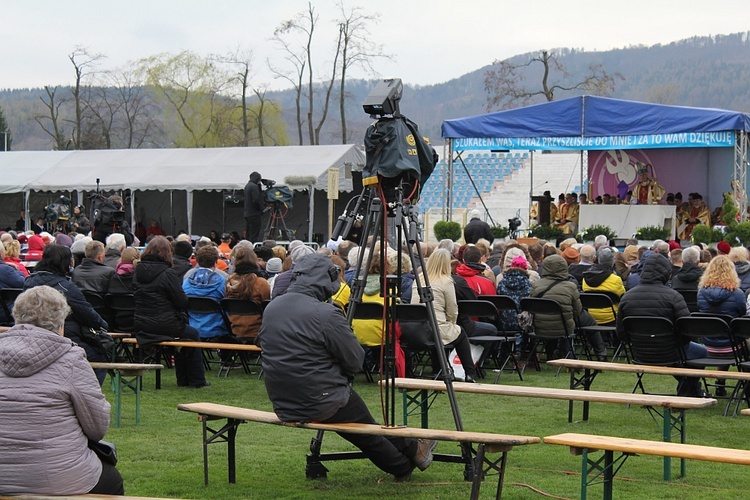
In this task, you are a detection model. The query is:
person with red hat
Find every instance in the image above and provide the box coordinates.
[716,241,731,255]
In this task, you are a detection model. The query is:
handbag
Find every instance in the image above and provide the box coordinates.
[82,327,116,358]
[88,439,118,466]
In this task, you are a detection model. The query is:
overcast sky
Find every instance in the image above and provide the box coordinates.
[2,1,748,91]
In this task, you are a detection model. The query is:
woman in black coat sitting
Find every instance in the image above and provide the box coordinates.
[24,244,109,384]
[133,236,208,388]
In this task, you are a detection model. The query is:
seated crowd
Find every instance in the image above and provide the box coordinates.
[4,213,750,492]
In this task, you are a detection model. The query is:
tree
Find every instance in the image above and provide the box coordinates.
[269,22,308,145]
[84,65,161,149]
[270,4,319,145]
[139,51,234,148]
[313,24,342,145]
[249,87,288,146]
[67,46,105,148]
[335,1,385,144]
[0,105,11,151]
[484,50,623,110]
[216,46,255,147]
[35,86,69,150]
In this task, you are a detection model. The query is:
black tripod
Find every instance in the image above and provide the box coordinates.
[265,202,293,241]
[344,180,473,473]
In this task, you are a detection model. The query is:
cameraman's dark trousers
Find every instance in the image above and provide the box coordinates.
[245,215,262,243]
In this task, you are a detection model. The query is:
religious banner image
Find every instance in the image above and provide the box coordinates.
[588,149,708,202]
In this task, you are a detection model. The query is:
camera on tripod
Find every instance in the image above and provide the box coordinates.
[44,196,72,223]
[362,78,438,204]
[508,217,521,232]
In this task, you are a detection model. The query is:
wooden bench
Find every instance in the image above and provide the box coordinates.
[177,402,540,499]
[742,408,750,416]
[547,358,750,416]
[121,338,262,387]
[544,432,750,500]
[389,377,715,481]
[89,362,163,427]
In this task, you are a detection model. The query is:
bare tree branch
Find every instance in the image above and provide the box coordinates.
[484,50,624,110]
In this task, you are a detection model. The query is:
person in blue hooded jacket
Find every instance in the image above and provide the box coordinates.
[182,245,229,341]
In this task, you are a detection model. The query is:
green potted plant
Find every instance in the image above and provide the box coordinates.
[491,225,509,239]
[690,225,712,245]
[528,224,564,241]
[580,224,617,242]
[725,221,750,247]
[433,220,462,242]
[635,225,670,241]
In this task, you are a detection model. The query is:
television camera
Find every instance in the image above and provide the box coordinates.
[261,178,295,240]
[508,213,522,239]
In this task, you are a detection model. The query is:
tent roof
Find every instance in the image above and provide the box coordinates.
[0,145,365,194]
[441,96,750,139]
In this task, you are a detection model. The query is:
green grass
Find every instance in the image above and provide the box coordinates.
[106,363,750,499]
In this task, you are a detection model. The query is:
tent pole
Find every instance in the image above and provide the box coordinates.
[735,130,749,222]
[529,151,534,225]
[24,191,29,231]
[308,184,315,243]
[445,139,453,221]
[222,192,226,234]
[186,190,193,237]
[129,191,135,240]
[170,190,174,235]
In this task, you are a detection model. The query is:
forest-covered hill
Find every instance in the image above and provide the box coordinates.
[2,32,749,150]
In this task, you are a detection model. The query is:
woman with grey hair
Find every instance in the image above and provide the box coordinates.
[0,286,123,495]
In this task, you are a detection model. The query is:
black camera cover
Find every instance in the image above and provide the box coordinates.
[363,115,437,189]
[264,185,294,207]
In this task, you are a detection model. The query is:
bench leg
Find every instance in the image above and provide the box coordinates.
[306,429,329,479]
[469,444,486,500]
[468,444,509,500]
[113,371,122,429]
[580,448,629,500]
[567,368,599,423]
[659,408,686,480]
[199,416,241,485]
[401,389,431,428]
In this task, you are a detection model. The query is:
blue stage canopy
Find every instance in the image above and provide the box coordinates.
[442,96,750,151]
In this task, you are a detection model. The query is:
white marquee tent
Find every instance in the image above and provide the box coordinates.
[0,145,365,239]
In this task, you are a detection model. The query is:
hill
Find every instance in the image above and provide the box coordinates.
[2,32,750,150]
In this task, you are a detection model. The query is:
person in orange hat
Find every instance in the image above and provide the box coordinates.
[561,246,580,266]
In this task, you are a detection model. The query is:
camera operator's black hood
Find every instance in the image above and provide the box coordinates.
[249,171,262,183]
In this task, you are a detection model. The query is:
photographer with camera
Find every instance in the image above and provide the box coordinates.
[243,172,264,243]
[463,209,493,244]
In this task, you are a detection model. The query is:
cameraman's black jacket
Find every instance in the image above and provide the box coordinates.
[243,172,264,217]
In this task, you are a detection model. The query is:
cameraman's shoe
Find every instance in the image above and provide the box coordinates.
[412,439,438,471]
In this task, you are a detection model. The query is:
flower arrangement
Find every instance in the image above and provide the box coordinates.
[528,224,564,240]
[635,225,670,240]
[579,225,617,242]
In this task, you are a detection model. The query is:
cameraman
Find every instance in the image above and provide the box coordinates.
[243,172,264,243]
[92,195,134,246]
